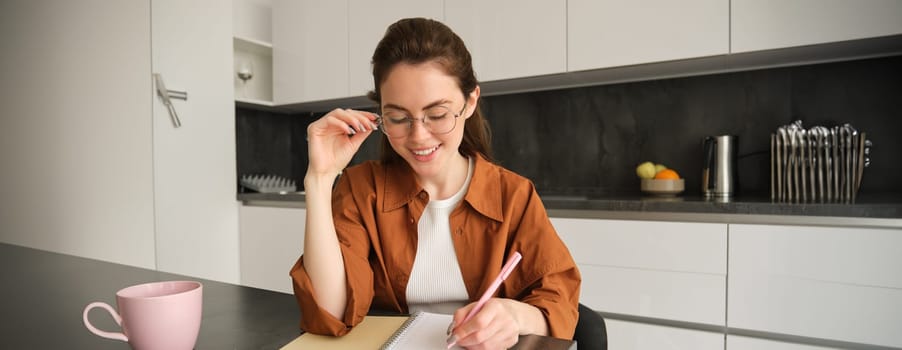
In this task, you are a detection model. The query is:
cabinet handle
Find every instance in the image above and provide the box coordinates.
[153,73,187,128]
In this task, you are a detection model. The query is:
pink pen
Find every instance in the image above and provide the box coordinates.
[447,252,522,349]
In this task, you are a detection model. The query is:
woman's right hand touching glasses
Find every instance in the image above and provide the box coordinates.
[305,108,379,181]
[302,108,378,320]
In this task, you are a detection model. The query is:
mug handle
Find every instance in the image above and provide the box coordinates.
[82,302,129,342]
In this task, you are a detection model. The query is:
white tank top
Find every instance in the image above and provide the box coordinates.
[405,157,474,315]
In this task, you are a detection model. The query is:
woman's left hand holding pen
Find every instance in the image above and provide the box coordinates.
[447,298,547,350]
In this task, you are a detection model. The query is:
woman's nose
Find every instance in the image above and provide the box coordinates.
[408,118,431,139]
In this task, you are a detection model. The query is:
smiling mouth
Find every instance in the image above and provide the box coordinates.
[411,145,440,156]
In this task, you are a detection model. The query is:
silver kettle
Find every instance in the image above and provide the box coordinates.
[702,135,738,197]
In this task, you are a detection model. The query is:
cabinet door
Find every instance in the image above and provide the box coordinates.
[273,0,348,104]
[348,0,444,98]
[729,224,902,348]
[568,0,728,72]
[0,0,156,269]
[727,335,839,350]
[731,0,902,53]
[239,206,306,294]
[152,0,239,283]
[233,0,272,43]
[607,319,724,350]
[445,0,566,81]
[552,218,727,326]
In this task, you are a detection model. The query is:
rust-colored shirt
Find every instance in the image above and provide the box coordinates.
[290,155,581,339]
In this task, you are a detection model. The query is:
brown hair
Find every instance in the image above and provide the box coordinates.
[367,17,493,164]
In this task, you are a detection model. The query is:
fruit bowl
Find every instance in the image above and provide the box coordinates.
[641,178,685,196]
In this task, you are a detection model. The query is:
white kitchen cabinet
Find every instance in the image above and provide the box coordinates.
[0,0,156,268]
[348,0,443,98]
[731,0,902,53]
[728,224,902,348]
[551,218,727,326]
[1,0,238,283]
[233,0,274,105]
[273,0,348,104]
[568,0,728,72]
[727,335,840,350]
[445,0,566,82]
[269,0,902,108]
[274,0,442,104]
[239,205,305,293]
[606,319,724,350]
[151,0,240,283]
[233,0,272,44]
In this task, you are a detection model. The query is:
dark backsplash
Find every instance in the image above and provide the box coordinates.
[236,55,902,197]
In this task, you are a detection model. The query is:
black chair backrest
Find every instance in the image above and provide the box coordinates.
[574,303,607,350]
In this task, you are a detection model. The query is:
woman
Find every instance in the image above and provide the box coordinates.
[290,17,580,349]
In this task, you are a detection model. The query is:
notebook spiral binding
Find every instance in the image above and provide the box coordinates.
[379,311,425,350]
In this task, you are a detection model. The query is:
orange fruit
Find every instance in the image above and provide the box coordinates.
[654,168,680,180]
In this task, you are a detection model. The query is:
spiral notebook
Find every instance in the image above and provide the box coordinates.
[280,312,575,350]
[381,311,576,349]
[380,311,462,350]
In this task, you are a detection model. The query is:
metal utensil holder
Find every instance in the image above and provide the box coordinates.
[771,120,872,203]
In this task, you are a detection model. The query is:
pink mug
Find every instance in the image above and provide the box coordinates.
[83,281,203,350]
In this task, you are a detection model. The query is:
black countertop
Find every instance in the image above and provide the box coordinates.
[0,243,577,350]
[238,191,902,220]
[539,193,902,219]
[0,243,301,349]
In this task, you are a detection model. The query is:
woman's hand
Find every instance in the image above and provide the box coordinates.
[447,298,548,350]
[305,108,378,180]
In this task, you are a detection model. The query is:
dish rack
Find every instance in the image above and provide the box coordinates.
[771,120,872,203]
[240,174,297,193]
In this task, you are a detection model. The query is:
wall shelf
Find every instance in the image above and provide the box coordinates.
[234,36,272,53]
[233,36,273,104]
[235,97,289,113]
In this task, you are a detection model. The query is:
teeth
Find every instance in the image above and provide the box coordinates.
[412,145,439,156]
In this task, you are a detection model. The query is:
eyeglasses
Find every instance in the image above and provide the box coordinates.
[377,103,467,138]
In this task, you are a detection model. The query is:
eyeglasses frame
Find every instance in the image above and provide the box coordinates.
[376,102,468,138]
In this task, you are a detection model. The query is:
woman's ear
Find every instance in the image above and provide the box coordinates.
[464,85,480,119]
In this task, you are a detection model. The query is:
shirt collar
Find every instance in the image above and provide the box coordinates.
[381,160,420,212]
[463,155,503,222]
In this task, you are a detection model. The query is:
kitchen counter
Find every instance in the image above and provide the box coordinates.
[238,192,902,228]
[0,243,574,349]
[0,243,301,349]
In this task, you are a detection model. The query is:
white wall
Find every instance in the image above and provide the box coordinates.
[0,0,157,268]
